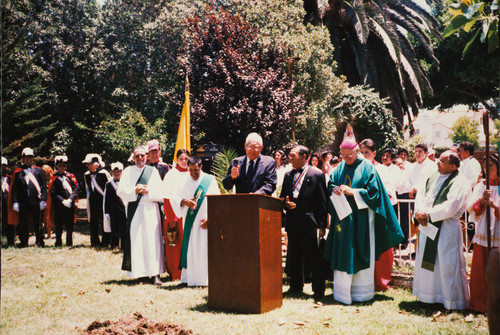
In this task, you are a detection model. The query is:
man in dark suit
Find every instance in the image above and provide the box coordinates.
[2,157,15,246]
[83,153,111,248]
[280,145,327,303]
[104,162,127,250]
[147,139,170,180]
[222,132,277,195]
[10,148,47,247]
[48,155,78,246]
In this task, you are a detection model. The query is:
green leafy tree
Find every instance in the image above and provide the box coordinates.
[1,0,54,160]
[94,106,169,164]
[179,5,296,153]
[332,85,402,154]
[225,0,347,150]
[424,32,499,116]
[443,0,499,57]
[303,0,443,128]
[449,115,480,147]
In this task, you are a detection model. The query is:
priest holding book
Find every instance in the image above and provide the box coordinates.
[324,125,404,305]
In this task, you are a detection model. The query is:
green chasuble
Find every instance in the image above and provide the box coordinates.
[324,157,404,274]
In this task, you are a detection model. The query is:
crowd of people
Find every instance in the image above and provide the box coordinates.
[1,131,498,316]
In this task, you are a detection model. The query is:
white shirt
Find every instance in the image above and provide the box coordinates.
[406,158,437,193]
[459,155,481,189]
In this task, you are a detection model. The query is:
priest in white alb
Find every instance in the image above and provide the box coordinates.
[413,150,471,310]
[170,156,220,286]
[117,146,165,285]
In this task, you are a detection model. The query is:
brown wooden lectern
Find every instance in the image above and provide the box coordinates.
[206,193,283,314]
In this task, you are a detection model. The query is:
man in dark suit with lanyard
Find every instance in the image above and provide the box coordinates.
[280,145,327,304]
[222,132,277,195]
[10,147,47,247]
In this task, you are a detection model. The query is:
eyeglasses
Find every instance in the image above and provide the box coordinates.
[134,154,146,158]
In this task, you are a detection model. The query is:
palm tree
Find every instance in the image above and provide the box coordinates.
[304,0,442,131]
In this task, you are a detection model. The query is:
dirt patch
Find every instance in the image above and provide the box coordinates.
[82,312,195,335]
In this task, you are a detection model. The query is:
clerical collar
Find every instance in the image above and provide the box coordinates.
[176,165,188,172]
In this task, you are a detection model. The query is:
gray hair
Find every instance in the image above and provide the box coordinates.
[245,132,263,146]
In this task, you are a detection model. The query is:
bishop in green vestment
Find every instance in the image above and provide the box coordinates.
[324,137,403,304]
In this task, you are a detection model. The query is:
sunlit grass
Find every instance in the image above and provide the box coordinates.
[1,221,489,334]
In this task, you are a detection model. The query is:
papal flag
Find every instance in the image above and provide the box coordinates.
[173,76,191,164]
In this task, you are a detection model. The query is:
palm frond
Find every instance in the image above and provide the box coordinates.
[210,147,238,194]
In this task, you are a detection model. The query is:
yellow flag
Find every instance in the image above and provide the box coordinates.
[173,76,191,164]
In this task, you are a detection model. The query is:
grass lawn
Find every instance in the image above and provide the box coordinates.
[1,221,489,334]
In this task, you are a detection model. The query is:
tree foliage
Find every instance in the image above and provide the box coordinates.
[2,0,54,158]
[443,0,499,57]
[332,85,402,153]
[424,31,499,116]
[303,0,443,128]
[179,5,296,153]
[449,115,480,147]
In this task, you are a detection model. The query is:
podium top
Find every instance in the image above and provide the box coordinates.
[205,193,282,201]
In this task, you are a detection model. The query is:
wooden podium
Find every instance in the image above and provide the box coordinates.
[206,194,283,314]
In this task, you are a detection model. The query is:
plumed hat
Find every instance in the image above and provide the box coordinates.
[22,147,34,157]
[54,155,68,166]
[82,153,105,167]
[110,162,124,171]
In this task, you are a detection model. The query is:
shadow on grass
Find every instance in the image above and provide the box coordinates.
[103,274,175,287]
[314,292,394,306]
[399,300,484,317]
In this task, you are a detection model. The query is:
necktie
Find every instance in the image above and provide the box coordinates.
[247,160,255,182]
[293,168,303,184]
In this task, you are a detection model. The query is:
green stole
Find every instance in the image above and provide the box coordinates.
[420,170,459,271]
[179,174,213,269]
[121,166,154,271]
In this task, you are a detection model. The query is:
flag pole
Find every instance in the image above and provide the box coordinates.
[483,110,491,250]
[173,75,191,164]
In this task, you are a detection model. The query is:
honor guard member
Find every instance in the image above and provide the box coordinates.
[2,157,15,246]
[47,155,78,246]
[104,162,127,250]
[9,148,47,247]
[83,153,111,248]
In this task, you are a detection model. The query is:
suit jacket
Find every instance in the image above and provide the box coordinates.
[11,165,47,208]
[104,180,126,220]
[50,172,78,209]
[222,154,277,195]
[280,166,327,236]
[149,162,170,180]
[84,168,111,219]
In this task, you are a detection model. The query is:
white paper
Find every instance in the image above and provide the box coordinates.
[330,192,352,220]
[353,189,368,210]
[419,222,439,240]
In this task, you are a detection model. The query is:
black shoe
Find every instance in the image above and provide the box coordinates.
[55,241,62,247]
[313,293,325,301]
[177,282,188,288]
[153,275,163,286]
[36,241,45,248]
[283,288,303,296]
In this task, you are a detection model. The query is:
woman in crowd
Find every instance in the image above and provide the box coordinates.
[163,149,191,281]
[468,153,500,313]
[309,152,324,171]
[273,149,291,197]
